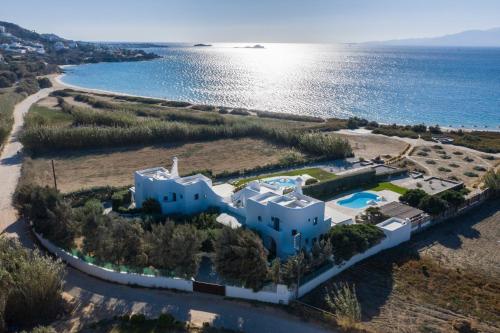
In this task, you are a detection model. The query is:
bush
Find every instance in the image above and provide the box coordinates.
[111,189,131,211]
[400,189,427,207]
[129,313,146,325]
[463,156,474,162]
[328,224,385,264]
[325,283,361,330]
[141,198,162,215]
[304,168,376,200]
[0,238,65,330]
[15,78,40,95]
[452,151,463,155]
[230,108,250,116]
[473,166,486,172]
[425,160,436,165]
[305,178,319,185]
[37,77,52,88]
[418,195,448,215]
[438,167,451,172]
[449,163,459,168]
[463,171,478,177]
[416,151,428,156]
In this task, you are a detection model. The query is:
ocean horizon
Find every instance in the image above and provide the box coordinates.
[61,43,500,129]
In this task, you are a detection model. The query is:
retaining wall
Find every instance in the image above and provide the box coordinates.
[298,219,412,297]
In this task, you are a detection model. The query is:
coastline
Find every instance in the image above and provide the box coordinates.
[53,72,499,133]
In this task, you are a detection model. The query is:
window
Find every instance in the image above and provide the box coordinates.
[305,238,309,245]
[258,216,262,222]
[313,217,318,225]
[180,194,183,199]
[163,196,168,202]
[312,237,317,244]
[172,193,177,202]
[291,229,297,236]
[194,193,199,200]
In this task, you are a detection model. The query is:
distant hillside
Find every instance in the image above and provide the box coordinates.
[366,27,500,47]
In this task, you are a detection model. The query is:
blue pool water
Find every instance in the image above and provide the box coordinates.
[263,178,296,189]
[61,43,500,128]
[337,192,381,209]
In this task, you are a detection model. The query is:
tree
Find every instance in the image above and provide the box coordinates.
[145,222,202,278]
[281,252,305,287]
[0,237,65,330]
[37,77,52,88]
[438,190,466,207]
[355,206,389,225]
[399,189,427,207]
[418,195,448,215]
[270,258,281,284]
[328,224,385,265]
[168,224,202,277]
[214,228,268,290]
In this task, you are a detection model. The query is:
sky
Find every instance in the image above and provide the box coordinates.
[1,0,500,43]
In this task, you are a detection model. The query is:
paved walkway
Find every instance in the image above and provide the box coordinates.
[0,89,332,332]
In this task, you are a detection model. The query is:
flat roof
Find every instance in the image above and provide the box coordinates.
[379,201,426,220]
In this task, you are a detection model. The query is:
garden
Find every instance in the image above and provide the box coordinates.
[14,183,387,292]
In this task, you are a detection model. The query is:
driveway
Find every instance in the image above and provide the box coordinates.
[0,89,333,332]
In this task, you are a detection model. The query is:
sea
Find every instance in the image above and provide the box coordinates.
[60,43,500,129]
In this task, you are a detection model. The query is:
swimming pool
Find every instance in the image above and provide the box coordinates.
[337,192,381,209]
[262,177,297,189]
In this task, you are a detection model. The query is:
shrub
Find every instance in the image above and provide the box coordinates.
[0,238,65,330]
[328,224,385,264]
[418,195,448,215]
[129,313,146,325]
[305,178,319,185]
[111,189,131,211]
[483,169,500,196]
[400,189,427,207]
[425,160,436,165]
[15,78,40,95]
[463,156,474,162]
[449,163,459,168]
[141,198,162,215]
[230,108,250,116]
[463,171,478,177]
[37,77,52,88]
[452,151,463,155]
[416,151,428,156]
[325,283,361,330]
[438,167,451,172]
[438,190,466,207]
[441,155,451,159]
[473,166,486,172]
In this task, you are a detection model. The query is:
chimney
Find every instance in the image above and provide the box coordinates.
[171,157,179,178]
[294,177,303,195]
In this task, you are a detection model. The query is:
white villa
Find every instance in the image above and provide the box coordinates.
[132,158,332,258]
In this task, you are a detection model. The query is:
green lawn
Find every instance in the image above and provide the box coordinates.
[369,182,408,195]
[232,167,336,187]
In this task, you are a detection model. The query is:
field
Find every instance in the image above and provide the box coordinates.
[22,138,303,193]
[299,200,500,333]
[336,132,408,160]
[409,145,496,186]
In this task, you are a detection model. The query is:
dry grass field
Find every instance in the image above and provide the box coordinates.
[300,200,500,333]
[335,132,408,160]
[22,139,303,192]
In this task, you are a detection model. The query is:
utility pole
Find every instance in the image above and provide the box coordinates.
[51,159,58,191]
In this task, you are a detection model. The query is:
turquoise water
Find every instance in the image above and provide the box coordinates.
[263,177,296,189]
[337,192,381,209]
[61,43,500,128]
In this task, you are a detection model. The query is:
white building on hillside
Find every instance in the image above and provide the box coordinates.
[132,158,333,258]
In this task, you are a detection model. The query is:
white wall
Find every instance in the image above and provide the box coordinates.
[226,284,293,305]
[297,220,411,297]
[34,232,194,292]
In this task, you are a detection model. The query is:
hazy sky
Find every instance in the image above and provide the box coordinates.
[2,0,500,43]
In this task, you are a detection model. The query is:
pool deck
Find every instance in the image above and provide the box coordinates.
[326,190,401,219]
